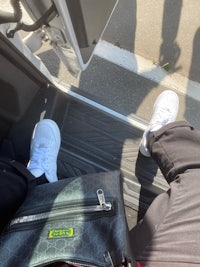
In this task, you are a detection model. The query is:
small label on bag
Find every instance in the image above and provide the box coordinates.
[48,228,74,239]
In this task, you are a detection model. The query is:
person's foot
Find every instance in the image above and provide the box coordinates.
[27,119,61,182]
[139,90,179,157]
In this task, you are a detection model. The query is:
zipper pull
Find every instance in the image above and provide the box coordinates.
[97,189,112,211]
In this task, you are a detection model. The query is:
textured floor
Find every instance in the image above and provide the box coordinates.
[0,82,168,229]
[57,98,168,229]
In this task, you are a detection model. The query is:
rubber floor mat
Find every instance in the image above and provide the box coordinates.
[57,99,168,228]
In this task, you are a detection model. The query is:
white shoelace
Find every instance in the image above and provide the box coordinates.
[28,144,49,172]
[150,106,174,130]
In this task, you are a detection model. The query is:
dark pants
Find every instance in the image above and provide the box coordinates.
[132,121,200,267]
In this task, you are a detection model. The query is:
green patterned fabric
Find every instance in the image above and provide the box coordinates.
[0,171,134,267]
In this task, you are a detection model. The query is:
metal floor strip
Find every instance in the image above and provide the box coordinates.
[53,79,148,131]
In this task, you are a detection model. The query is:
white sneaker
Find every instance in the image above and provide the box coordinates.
[140,90,179,157]
[27,119,61,182]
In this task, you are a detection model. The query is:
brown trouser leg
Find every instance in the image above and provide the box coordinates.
[148,121,200,183]
[132,121,200,266]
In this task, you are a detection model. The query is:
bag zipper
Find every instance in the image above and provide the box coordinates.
[65,252,114,267]
[47,251,114,267]
[9,189,112,227]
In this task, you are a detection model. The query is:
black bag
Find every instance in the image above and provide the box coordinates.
[0,170,136,267]
[0,158,35,232]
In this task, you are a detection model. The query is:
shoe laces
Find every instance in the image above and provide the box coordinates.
[29,143,50,171]
[151,106,174,127]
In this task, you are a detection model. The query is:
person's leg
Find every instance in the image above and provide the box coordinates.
[27,119,61,183]
[140,90,200,184]
[0,119,61,232]
[147,121,200,183]
[20,119,61,206]
[133,91,200,264]
[132,90,180,256]
[0,170,29,232]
